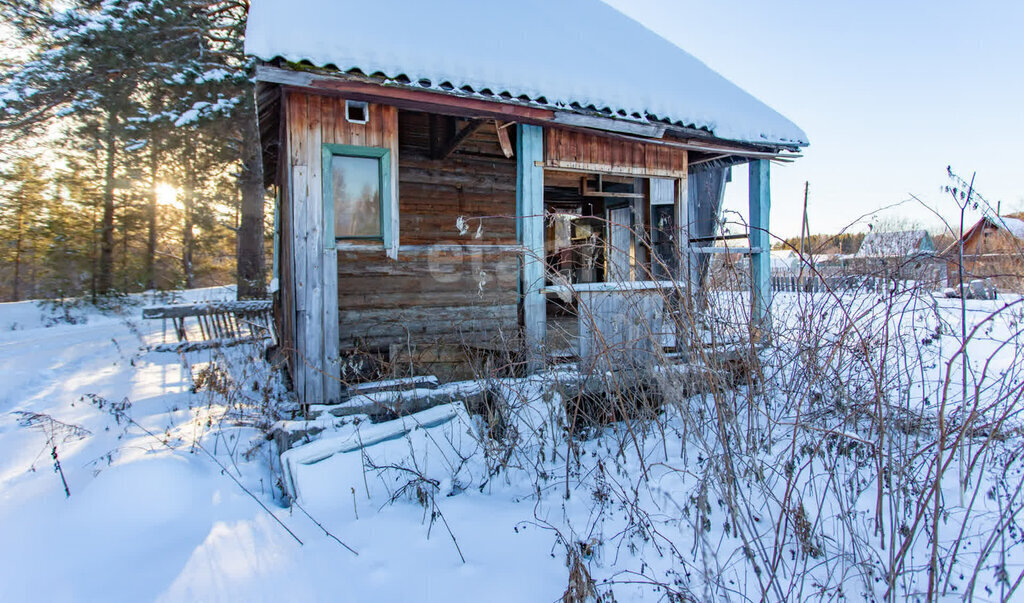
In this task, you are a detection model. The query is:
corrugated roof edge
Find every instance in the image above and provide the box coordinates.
[251,57,808,151]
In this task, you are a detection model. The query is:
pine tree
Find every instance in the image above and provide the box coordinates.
[0,157,48,301]
[0,0,146,294]
[1,0,266,299]
[173,0,266,299]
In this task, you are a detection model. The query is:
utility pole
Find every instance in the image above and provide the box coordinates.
[799,181,810,259]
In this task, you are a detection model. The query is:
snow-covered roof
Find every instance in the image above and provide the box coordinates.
[992,216,1024,240]
[770,251,799,272]
[856,230,934,258]
[244,0,808,147]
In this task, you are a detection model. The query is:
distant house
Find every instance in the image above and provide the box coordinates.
[846,230,942,285]
[856,230,935,258]
[244,0,807,404]
[941,216,1024,290]
[770,250,800,274]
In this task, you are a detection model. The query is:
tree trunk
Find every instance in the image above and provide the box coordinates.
[236,104,266,300]
[182,135,196,289]
[145,121,160,290]
[12,196,23,302]
[97,108,118,294]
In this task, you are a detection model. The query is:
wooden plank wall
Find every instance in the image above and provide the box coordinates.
[544,127,687,178]
[334,111,520,350]
[286,91,398,403]
[276,108,299,396]
[283,101,519,358]
[397,113,517,244]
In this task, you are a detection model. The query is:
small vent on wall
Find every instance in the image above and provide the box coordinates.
[345,100,368,124]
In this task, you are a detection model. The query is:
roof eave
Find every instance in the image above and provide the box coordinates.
[253,60,807,155]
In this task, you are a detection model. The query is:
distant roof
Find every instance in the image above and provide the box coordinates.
[939,216,1024,257]
[857,230,934,258]
[244,0,808,148]
[991,216,1024,239]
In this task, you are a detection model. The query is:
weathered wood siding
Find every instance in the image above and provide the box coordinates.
[337,247,519,348]
[331,112,520,350]
[285,91,399,403]
[397,113,518,244]
[284,92,522,398]
[544,127,688,178]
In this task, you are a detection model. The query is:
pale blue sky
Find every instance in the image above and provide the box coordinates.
[604,0,1024,238]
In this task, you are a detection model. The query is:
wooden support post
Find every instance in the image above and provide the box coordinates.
[748,159,771,335]
[517,123,545,371]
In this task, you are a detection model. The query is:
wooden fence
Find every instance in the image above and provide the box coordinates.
[770,274,920,294]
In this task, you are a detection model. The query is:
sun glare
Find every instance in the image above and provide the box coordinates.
[156,183,181,209]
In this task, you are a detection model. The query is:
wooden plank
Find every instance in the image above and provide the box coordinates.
[339,304,519,348]
[748,159,771,334]
[517,123,545,370]
[142,300,272,319]
[677,173,692,304]
[304,93,325,404]
[321,95,337,146]
[692,246,765,254]
[288,91,309,403]
[383,105,400,259]
[291,163,308,402]
[321,100,341,403]
[365,102,381,147]
[578,290,664,373]
[495,121,514,158]
[544,126,687,178]
[278,95,297,386]
[551,111,666,138]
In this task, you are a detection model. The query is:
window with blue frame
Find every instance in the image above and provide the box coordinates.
[321,143,392,248]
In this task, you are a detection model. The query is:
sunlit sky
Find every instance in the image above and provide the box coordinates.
[604,0,1024,238]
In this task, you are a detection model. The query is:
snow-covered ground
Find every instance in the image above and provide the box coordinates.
[0,288,567,602]
[2,287,1024,601]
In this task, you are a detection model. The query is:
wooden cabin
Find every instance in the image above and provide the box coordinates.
[942,216,1024,291]
[245,0,807,404]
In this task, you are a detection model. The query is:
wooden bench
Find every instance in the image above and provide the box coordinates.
[142,300,276,352]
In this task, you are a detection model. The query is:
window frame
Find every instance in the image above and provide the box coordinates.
[321,143,392,249]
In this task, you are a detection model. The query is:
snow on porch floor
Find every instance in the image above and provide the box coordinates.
[0,288,566,602]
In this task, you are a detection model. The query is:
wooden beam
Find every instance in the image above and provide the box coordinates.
[748,160,771,334]
[580,175,645,198]
[552,111,667,138]
[691,246,765,254]
[438,119,486,160]
[517,124,545,371]
[495,121,514,158]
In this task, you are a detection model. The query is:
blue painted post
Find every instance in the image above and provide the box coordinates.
[517,124,545,369]
[748,160,771,334]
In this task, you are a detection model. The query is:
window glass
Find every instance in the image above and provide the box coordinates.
[332,155,381,238]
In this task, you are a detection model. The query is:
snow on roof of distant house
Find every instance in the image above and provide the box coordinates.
[770,250,799,271]
[992,216,1024,240]
[856,230,933,258]
[244,0,808,147]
